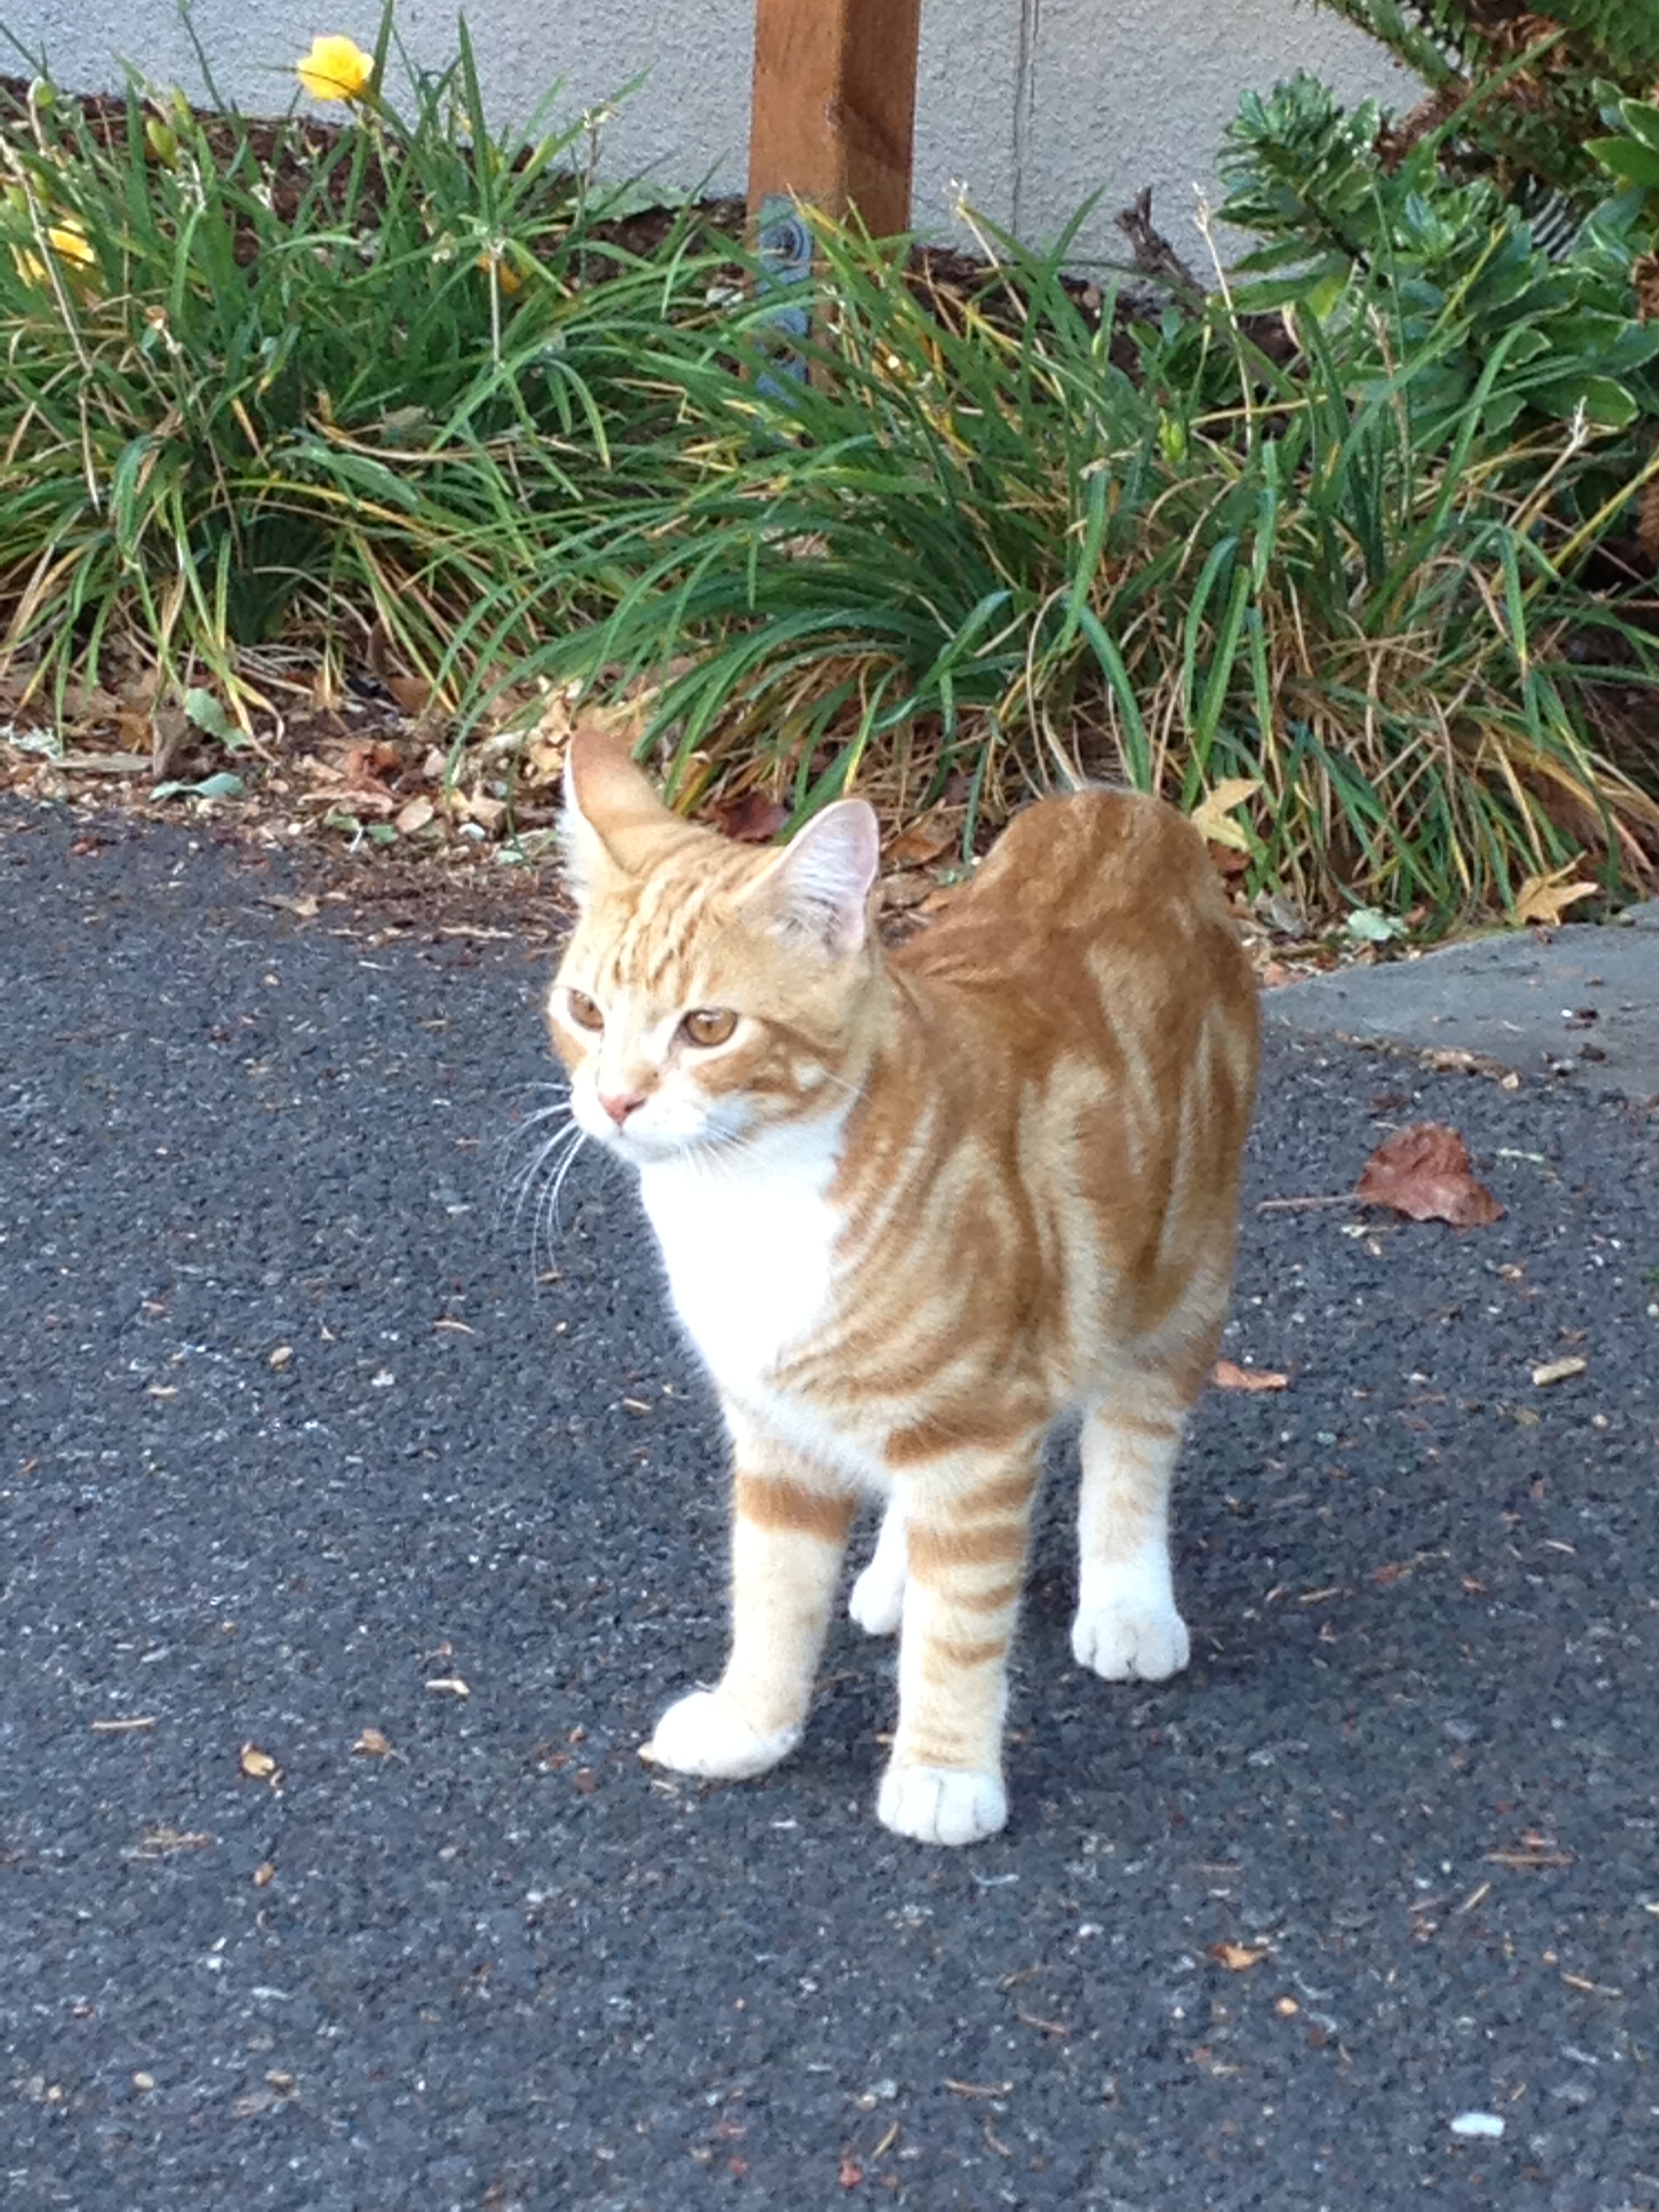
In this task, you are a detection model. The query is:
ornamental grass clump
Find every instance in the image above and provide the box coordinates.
[532,207,1659,924]
[0,17,723,718]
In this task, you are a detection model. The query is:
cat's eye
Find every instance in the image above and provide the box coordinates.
[565,989,604,1032]
[680,1007,738,1049]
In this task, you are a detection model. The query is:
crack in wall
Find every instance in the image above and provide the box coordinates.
[1011,0,1041,239]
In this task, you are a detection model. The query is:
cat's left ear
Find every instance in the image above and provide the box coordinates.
[741,800,880,957]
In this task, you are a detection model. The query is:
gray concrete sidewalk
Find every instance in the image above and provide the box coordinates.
[1264,902,1659,1102]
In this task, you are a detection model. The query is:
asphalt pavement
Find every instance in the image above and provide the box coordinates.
[3,802,1657,2212]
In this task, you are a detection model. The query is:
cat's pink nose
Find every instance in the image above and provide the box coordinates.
[599,1088,646,1128]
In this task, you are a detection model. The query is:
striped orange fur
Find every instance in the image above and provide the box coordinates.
[546,730,1259,1845]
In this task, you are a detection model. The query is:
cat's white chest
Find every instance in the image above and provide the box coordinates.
[637,1123,844,1399]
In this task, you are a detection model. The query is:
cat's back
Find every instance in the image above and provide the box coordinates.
[893,788,1249,1024]
[847,785,1256,1385]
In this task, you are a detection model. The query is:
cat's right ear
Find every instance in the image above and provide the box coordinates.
[560,725,672,900]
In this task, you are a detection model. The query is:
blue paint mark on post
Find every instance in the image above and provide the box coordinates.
[756,193,813,392]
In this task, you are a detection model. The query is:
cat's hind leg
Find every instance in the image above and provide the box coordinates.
[1071,1384,1191,1683]
[848,1496,906,1635]
[646,1408,855,1781]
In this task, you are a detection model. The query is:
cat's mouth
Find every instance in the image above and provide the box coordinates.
[574,1086,757,1168]
[577,1103,706,1167]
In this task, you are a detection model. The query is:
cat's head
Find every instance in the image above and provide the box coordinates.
[547,729,882,1164]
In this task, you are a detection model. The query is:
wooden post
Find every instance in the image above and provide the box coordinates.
[747,0,922,377]
[747,0,922,237]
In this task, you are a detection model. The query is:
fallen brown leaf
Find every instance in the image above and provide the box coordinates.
[149,703,188,782]
[394,796,435,836]
[339,740,399,797]
[1189,777,1260,852]
[536,691,577,747]
[352,1727,394,1758]
[1355,1123,1502,1227]
[1210,1941,1270,1971]
[880,870,934,914]
[1513,863,1598,928]
[237,1742,281,1784]
[523,739,566,784]
[887,811,956,867]
[1530,1355,1587,1387]
[385,674,434,717]
[708,789,788,843]
[1212,1359,1289,1393]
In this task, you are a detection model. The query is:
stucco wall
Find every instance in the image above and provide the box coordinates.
[6,1,1416,260]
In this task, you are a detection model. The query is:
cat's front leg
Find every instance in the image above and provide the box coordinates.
[878,1444,1040,1847]
[645,1404,854,1783]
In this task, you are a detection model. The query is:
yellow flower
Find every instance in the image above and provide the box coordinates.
[48,222,95,268]
[295,34,374,104]
[12,218,97,289]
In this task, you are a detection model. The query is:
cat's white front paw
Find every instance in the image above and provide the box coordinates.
[848,1556,905,1636]
[877,1763,1007,1846]
[643,1689,800,1780]
[1071,1597,1189,1681]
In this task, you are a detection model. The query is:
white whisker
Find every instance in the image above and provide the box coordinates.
[501,1123,577,1228]
[514,1100,577,1131]
[486,1088,597,1275]
[543,1128,590,1240]
[492,1090,579,1224]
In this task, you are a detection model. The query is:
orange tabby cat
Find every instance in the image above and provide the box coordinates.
[546,729,1258,1845]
